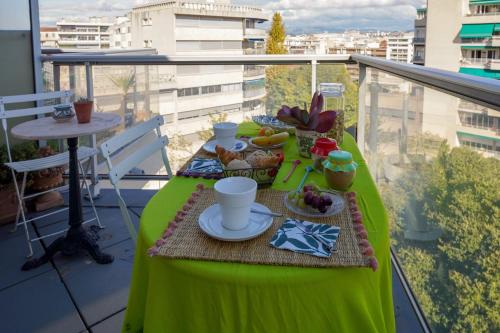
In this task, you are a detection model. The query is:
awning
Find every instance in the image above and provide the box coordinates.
[469,0,500,5]
[459,24,495,38]
[461,45,496,49]
[495,24,500,32]
[459,67,500,79]
[457,131,500,142]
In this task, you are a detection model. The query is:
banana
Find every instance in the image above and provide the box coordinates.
[252,136,272,146]
[269,132,289,145]
[253,132,289,147]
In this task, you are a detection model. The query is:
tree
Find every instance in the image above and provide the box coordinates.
[264,64,358,128]
[266,12,287,55]
[382,145,500,332]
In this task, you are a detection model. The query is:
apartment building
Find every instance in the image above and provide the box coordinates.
[285,35,327,54]
[111,14,132,49]
[386,33,414,63]
[40,27,58,48]
[131,0,268,136]
[421,0,500,158]
[56,17,113,49]
[412,8,426,65]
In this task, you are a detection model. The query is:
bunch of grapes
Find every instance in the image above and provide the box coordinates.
[288,184,333,214]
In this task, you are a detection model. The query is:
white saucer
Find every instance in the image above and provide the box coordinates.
[198,203,273,241]
[202,139,248,154]
[248,137,287,149]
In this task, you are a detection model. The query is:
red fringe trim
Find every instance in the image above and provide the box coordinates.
[148,184,205,256]
[347,191,378,272]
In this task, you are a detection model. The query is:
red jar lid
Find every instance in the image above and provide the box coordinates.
[310,138,338,156]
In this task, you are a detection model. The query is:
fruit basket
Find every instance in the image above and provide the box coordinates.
[252,115,295,135]
[221,151,283,188]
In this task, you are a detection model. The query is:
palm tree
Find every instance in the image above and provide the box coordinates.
[107,69,136,126]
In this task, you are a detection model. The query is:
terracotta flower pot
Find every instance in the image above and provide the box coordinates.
[295,128,327,158]
[73,101,93,124]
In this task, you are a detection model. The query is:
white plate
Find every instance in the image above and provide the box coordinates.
[248,137,287,149]
[284,191,345,218]
[202,139,248,154]
[198,203,273,241]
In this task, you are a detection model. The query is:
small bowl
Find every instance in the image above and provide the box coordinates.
[52,105,75,123]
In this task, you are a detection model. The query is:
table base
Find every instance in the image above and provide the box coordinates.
[21,224,114,271]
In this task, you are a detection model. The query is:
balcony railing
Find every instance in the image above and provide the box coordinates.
[413,37,425,44]
[39,52,500,333]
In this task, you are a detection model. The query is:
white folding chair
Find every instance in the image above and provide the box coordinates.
[0,90,103,257]
[100,115,172,241]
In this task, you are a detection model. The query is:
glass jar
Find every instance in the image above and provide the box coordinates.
[322,150,358,191]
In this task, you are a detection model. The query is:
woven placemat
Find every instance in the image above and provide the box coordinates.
[176,136,283,179]
[149,185,378,270]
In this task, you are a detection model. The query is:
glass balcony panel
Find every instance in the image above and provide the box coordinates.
[361,67,500,332]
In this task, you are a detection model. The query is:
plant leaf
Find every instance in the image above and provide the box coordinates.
[305,114,320,130]
[314,111,337,133]
[309,91,323,118]
[299,108,309,126]
[277,105,301,126]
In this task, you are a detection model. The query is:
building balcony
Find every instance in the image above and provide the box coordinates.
[243,65,265,78]
[413,37,425,44]
[243,87,266,100]
[243,28,266,40]
[414,17,426,27]
[243,48,265,55]
[413,55,425,64]
[2,46,500,333]
[486,58,500,70]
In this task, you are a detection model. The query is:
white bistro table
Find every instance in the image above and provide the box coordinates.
[11,112,122,270]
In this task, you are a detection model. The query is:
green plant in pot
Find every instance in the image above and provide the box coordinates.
[0,143,37,225]
[73,97,93,124]
[277,91,337,158]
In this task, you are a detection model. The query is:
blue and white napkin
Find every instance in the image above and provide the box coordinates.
[185,158,223,174]
[270,218,340,258]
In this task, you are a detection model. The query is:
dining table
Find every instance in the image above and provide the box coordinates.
[123,122,395,333]
[11,112,122,270]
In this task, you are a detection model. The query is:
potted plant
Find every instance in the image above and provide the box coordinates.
[277,91,337,158]
[73,97,93,123]
[30,146,65,192]
[0,143,37,225]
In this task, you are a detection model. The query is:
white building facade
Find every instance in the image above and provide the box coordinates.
[56,17,113,49]
[131,0,268,136]
[386,33,414,63]
[421,0,500,158]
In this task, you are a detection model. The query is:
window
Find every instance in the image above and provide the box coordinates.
[178,87,200,97]
[201,85,222,94]
[142,12,152,26]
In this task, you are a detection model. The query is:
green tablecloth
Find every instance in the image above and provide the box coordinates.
[123,123,395,333]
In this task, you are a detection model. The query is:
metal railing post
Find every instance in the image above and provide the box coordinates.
[85,62,100,199]
[311,59,317,97]
[53,64,63,151]
[357,64,367,156]
[368,73,380,178]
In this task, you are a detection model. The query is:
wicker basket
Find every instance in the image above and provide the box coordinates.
[221,151,282,187]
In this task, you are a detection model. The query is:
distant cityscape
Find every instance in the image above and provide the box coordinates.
[39,0,499,159]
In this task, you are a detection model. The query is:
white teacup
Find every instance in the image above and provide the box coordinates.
[214,177,257,230]
[213,122,237,150]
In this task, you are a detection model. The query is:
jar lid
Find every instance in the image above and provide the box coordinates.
[310,138,338,156]
[322,150,358,172]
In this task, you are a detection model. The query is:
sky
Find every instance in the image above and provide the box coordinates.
[39,0,426,34]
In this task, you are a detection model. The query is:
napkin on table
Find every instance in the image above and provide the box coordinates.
[185,158,223,174]
[270,218,340,258]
